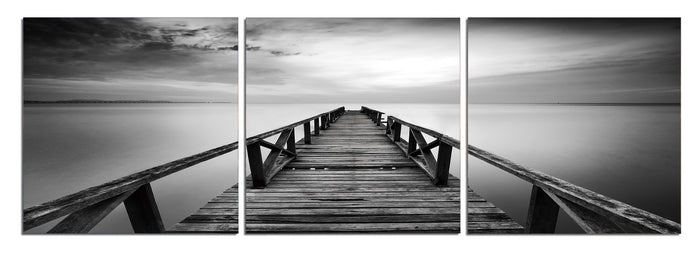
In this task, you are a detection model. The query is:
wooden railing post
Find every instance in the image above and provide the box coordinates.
[392,122,402,142]
[124,183,164,233]
[304,122,311,144]
[376,112,382,126]
[525,185,560,233]
[314,118,320,135]
[321,115,327,130]
[386,118,393,134]
[435,140,452,186]
[247,141,266,188]
[287,128,296,154]
[408,129,417,154]
[325,113,331,128]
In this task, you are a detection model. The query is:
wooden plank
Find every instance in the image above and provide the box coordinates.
[247,197,460,202]
[246,214,459,223]
[271,176,434,181]
[246,191,460,198]
[169,223,237,233]
[467,187,524,234]
[246,222,459,233]
[246,187,460,192]
[245,202,459,209]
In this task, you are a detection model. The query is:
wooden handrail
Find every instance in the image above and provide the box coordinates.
[23,141,239,233]
[468,144,681,234]
[389,116,460,149]
[247,107,346,188]
[362,107,460,186]
[360,106,384,126]
[246,107,345,144]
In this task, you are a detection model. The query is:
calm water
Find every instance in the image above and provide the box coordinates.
[468,104,680,233]
[23,104,238,233]
[246,104,461,178]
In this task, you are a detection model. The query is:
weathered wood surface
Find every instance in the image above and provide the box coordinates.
[246,107,344,143]
[380,112,459,187]
[246,111,460,233]
[169,185,238,233]
[467,188,524,234]
[468,145,681,234]
[247,107,345,188]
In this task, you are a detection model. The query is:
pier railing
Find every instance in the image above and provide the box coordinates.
[246,107,346,188]
[361,106,460,186]
[23,142,239,233]
[468,145,681,234]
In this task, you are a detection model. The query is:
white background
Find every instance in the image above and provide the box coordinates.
[2,0,697,253]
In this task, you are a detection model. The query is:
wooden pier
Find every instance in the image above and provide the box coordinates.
[22,105,679,234]
[245,107,461,233]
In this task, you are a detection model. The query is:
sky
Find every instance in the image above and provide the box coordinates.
[23,18,237,102]
[468,18,680,104]
[246,18,460,104]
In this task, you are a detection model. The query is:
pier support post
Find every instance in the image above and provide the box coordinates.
[124,183,164,233]
[304,122,311,144]
[314,118,320,135]
[408,130,417,154]
[287,128,296,154]
[247,141,266,188]
[435,141,452,186]
[386,118,393,135]
[525,185,560,233]
[392,122,402,143]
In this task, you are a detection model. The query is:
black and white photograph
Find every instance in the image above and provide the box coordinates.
[244,18,461,233]
[6,0,700,252]
[467,18,681,234]
[22,18,239,233]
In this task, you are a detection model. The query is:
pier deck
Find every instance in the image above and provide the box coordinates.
[467,187,523,233]
[245,110,460,233]
[169,185,238,233]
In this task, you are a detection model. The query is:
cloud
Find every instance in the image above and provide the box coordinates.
[23,18,238,101]
[467,18,680,103]
[270,50,301,56]
[246,18,460,103]
[140,41,173,51]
